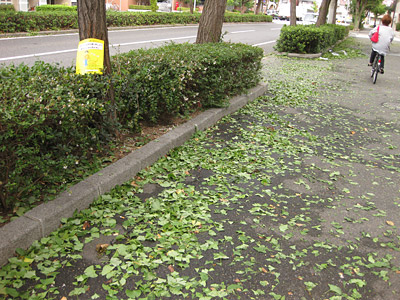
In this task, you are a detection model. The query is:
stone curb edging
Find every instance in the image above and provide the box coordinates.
[0,82,268,267]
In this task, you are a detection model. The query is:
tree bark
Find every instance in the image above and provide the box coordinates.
[77,0,117,126]
[290,0,297,25]
[353,0,367,30]
[77,0,111,75]
[196,0,227,44]
[189,0,194,14]
[327,0,337,24]
[255,0,263,14]
[316,0,331,26]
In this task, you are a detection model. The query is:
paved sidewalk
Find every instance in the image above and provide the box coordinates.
[1,35,400,300]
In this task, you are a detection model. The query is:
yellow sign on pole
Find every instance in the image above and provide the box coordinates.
[76,38,104,75]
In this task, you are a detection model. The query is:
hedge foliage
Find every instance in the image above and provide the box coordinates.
[274,24,349,54]
[129,5,152,10]
[0,42,263,211]
[0,11,271,33]
[0,4,15,12]
[35,5,77,12]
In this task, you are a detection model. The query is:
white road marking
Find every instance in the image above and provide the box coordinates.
[230,30,256,34]
[252,40,276,46]
[0,35,196,61]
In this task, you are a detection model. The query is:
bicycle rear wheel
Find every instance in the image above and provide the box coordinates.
[371,56,379,84]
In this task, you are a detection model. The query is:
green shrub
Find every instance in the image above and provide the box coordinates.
[150,0,158,12]
[112,43,263,124]
[0,43,263,211]
[274,24,349,54]
[35,4,76,12]
[129,5,151,10]
[224,12,272,22]
[0,4,15,12]
[0,11,78,33]
[0,62,112,210]
[397,23,400,31]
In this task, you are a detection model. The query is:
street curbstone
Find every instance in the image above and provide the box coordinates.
[0,217,42,267]
[24,180,99,237]
[86,155,142,195]
[188,108,222,132]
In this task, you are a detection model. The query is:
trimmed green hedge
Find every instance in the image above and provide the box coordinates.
[0,11,271,33]
[129,5,151,10]
[0,4,15,12]
[397,23,400,31]
[35,4,77,12]
[225,12,272,22]
[0,42,263,211]
[274,24,349,54]
[0,11,78,32]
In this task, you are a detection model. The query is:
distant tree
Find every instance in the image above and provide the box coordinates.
[312,1,319,12]
[150,0,158,12]
[227,0,255,13]
[352,0,368,30]
[351,0,385,30]
[366,0,387,26]
[180,0,195,13]
[196,0,227,43]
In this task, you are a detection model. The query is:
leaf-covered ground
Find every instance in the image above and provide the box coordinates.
[1,37,400,300]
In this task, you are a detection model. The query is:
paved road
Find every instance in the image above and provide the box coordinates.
[0,22,282,67]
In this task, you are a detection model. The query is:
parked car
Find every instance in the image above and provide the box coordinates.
[302,13,318,24]
[265,9,279,19]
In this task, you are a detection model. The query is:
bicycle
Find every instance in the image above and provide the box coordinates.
[370,53,383,84]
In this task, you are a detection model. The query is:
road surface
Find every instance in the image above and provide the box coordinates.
[0,22,282,67]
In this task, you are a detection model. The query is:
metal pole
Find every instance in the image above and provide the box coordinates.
[194,0,196,12]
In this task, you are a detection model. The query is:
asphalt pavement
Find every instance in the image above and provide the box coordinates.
[1,31,400,300]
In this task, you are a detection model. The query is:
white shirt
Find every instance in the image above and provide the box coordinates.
[369,25,395,55]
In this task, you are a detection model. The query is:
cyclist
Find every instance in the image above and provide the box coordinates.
[368,14,395,74]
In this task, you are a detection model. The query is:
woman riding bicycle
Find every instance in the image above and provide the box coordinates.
[368,14,395,74]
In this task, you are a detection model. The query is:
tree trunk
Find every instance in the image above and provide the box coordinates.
[316,0,331,26]
[255,0,262,14]
[327,0,337,24]
[290,0,297,25]
[189,0,194,14]
[196,0,227,44]
[77,0,111,75]
[353,0,367,30]
[77,0,117,126]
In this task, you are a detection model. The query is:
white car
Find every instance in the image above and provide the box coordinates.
[302,13,318,25]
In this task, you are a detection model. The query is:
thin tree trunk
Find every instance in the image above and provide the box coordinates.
[189,0,194,14]
[327,0,337,24]
[290,0,297,25]
[353,0,367,30]
[255,0,262,14]
[196,0,227,44]
[316,0,331,26]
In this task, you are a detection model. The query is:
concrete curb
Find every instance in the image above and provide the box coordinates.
[0,82,268,267]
